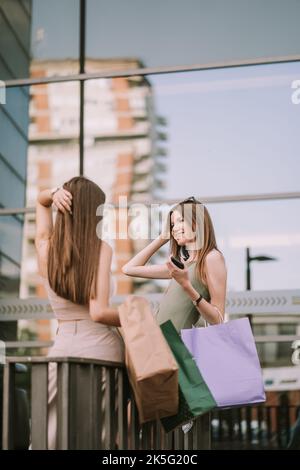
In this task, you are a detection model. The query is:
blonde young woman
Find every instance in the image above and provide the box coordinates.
[122,196,227,333]
[34,176,124,449]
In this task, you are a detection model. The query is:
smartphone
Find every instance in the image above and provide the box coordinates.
[170,256,185,269]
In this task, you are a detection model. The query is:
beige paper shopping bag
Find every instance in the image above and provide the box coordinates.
[118,295,179,424]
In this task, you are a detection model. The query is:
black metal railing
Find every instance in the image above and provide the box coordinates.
[211,404,300,450]
[2,356,211,450]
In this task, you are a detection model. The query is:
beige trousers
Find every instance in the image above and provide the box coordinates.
[46,319,125,450]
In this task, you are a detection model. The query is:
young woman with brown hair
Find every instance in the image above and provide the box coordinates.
[122,196,227,330]
[34,176,124,449]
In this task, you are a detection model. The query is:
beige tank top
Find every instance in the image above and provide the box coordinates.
[155,261,211,332]
[42,273,117,321]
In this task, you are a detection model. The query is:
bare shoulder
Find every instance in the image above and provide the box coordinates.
[100,239,113,253]
[99,239,113,265]
[205,249,227,271]
[206,248,224,261]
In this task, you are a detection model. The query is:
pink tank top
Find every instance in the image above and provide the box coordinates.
[42,273,117,321]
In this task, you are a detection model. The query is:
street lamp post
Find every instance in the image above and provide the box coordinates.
[244,247,278,442]
[246,247,278,328]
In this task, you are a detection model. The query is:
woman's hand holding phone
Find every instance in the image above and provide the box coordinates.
[170,256,184,269]
[166,255,190,289]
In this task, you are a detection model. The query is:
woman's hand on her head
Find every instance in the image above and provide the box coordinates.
[159,220,171,245]
[158,210,172,244]
[159,216,171,244]
[158,231,170,245]
[166,255,190,288]
[52,188,73,214]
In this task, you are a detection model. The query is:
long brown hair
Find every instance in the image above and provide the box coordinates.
[168,197,224,289]
[47,176,106,305]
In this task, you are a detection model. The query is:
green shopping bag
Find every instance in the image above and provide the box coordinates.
[160,320,217,433]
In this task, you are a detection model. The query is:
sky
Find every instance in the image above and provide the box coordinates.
[30,0,300,291]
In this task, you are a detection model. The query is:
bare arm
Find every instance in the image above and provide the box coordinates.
[89,240,121,326]
[35,188,72,242]
[121,234,172,280]
[35,189,54,245]
[35,188,72,276]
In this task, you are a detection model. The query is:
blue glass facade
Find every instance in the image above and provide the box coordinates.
[0,0,31,308]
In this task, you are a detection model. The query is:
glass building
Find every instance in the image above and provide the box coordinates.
[1,0,300,377]
[0,0,31,341]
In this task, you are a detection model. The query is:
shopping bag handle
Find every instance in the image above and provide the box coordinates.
[192,304,225,328]
[204,304,224,328]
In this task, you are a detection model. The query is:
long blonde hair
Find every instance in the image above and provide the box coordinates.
[168,197,224,288]
[47,176,106,305]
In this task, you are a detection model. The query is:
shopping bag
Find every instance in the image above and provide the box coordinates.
[181,317,266,408]
[159,320,217,433]
[118,295,179,424]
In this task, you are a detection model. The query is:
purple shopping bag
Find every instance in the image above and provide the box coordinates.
[181,317,266,408]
